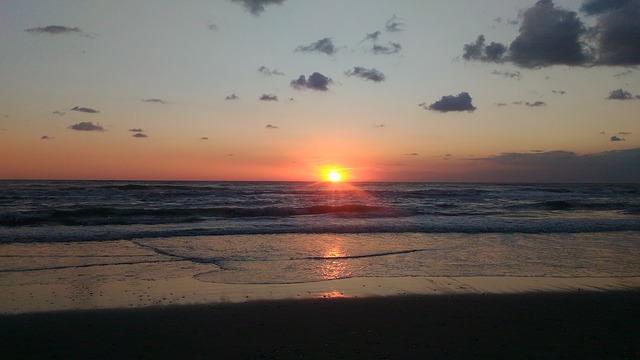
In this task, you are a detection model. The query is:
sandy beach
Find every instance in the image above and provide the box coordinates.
[3,289,640,359]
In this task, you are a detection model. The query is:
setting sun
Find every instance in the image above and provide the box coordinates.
[326,169,343,182]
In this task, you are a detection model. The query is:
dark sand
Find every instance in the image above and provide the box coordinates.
[2,291,639,359]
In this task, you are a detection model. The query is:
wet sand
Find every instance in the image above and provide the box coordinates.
[2,290,640,359]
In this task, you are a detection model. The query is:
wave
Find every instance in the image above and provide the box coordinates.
[0,204,396,227]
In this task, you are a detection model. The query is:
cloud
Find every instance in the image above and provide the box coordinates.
[590,0,640,65]
[258,66,284,76]
[362,31,381,42]
[129,128,144,133]
[610,136,625,141]
[52,110,66,116]
[200,137,209,140]
[226,93,239,100]
[207,23,218,31]
[40,135,53,140]
[462,35,507,62]
[70,106,99,114]
[259,94,278,101]
[69,122,104,131]
[607,88,640,100]
[385,15,405,32]
[373,124,385,128]
[491,70,522,79]
[619,131,632,135]
[344,67,385,82]
[372,42,402,55]
[614,69,634,77]
[495,102,508,107]
[420,92,476,112]
[471,148,640,182]
[464,0,640,67]
[265,124,279,129]
[552,90,567,95]
[295,38,337,56]
[229,0,285,15]
[25,25,84,35]
[404,153,419,156]
[525,101,547,107]
[143,99,166,104]
[133,133,148,138]
[290,72,332,91]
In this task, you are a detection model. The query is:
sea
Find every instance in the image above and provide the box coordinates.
[1,180,640,286]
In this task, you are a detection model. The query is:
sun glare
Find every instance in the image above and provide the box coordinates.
[327,170,343,182]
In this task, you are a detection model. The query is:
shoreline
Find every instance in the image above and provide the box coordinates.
[3,275,640,314]
[3,290,640,359]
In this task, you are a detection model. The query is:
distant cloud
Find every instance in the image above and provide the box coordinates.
[295,38,337,56]
[229,0,285,16]
[495,102,508,107]
[471,148,640,182]
[385,15,405,33]
[52,110,66,116]
[420,92,476,112]
[373,124,385,128]
[258,66,284,76]
[345,67,385,82]
[607,88,640,100]
[372,42,402,55]
[265,124,279,129]
[361,31,381,42]
[71,106,99,114]
[259,94,278,101]
[143,99,166,104]
[129,128,144,133]
[552,90,566,95]
[226,93,239,101]
[463,0,640,67]
[525,101,546,107]
[619,131,633,135]
[493,17,518,26]
[404,153,419,156]
[491,70,522,79]
[207,23,218,31]
[614,69,634,77]
[133,133,148,138]
[25,25,84,36]
[200,137,209,140]
[40,135,53,140]
[610,136,625,141]
[69,122,104,131]
[290,72,332,91]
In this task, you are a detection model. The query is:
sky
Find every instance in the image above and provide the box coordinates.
[1,0,639,182]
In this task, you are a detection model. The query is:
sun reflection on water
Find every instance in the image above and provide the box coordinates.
[319,242,353,281]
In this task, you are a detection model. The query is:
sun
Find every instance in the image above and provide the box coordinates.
[326,169,343,182]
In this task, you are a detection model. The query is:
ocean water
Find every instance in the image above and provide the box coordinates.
[1,181,640,285]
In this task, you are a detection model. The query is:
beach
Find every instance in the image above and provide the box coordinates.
[3,289,640,359]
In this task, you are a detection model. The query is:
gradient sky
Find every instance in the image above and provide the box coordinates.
[1,0,639,182]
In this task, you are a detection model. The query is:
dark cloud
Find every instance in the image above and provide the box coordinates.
[362,31,381,42]
[207,23,218,31]
[404,153,419,156]
[385,15,405,32]
[372,42,402,55]
[290,72,332,91]
[592,1,640,65]
[40,135,53,140]
[143,99,166,104]
[133,133,148,138]
[509,0,589,68]
[258,66,284,76]
[229,0,285,15]
[259,94,278,101]
[552,90,567,95]
[471,148,640,182]
[491,69,522,79]
[607,88,640,100]
[295,38,337,56]
[69,122,104,131]
[345,67,385,82]
[265,124,279,129]
[464,0,640,67]
[226,93,239,101]
[129,128,144,133]
[420,92,476,113]
[525,101,547,107]
[52,110,66,116]
[71,106,99,114]
[25,25,83,35]
[200,137,209,140]
[610,136,625,141]
[462,35,507,62]
[581,0,633,15]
